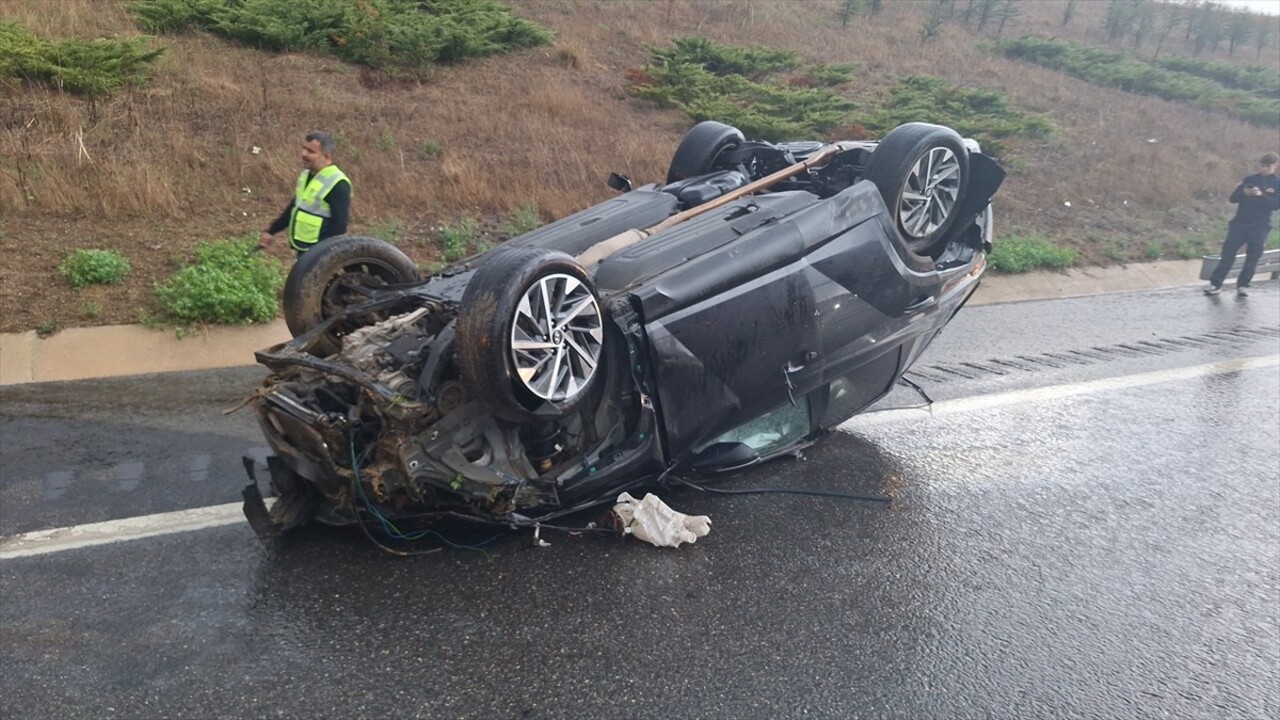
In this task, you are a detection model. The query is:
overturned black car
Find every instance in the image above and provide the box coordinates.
[242,121,1005,542]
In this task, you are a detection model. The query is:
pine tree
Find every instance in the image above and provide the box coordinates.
[1152,3,1184,59]
[839,0,863,28]
[995,0,1020,38]
[1226,11,1251,57]
[1132,0,1156,50]
[1061,0,1078,27]
[1254,18,1274,60]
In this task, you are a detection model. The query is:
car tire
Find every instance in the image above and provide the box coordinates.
[283,236,420,355]
[666,121,745,184]
[456,247,606,422]
[863,123,970,256]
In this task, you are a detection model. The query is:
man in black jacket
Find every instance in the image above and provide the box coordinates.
[1205,152,1280,296]
[259,131,351,256]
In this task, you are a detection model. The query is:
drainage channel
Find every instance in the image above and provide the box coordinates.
[905,324,1280,384]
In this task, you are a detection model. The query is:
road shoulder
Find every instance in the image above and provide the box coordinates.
[0,260,1206,385]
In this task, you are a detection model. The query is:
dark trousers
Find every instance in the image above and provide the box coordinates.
[1209,221,1270,288]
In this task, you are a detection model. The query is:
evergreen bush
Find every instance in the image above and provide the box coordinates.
[128,0,551,76]
[996,37,1280,128]
[1152,55,1280,99]
[0,21,164,95]
[864,75,1052,157]
[630,36,854,141]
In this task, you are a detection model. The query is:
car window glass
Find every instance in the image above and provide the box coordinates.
[702,397,810,456]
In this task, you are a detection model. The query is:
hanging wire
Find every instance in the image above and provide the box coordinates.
[671,476,891,504]
[347,429,502,557]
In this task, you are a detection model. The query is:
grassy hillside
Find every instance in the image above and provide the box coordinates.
[2,0,1278,335]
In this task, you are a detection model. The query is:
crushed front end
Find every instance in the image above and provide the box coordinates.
[242,280,664,539]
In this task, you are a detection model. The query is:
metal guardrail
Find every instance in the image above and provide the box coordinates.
[1199,248,1280,281]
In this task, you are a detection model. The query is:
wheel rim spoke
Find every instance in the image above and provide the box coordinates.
[510,273,603,402]
[899,147,960,239]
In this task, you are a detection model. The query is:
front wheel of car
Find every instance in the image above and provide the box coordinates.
[456,247,605,422]
[666,121,745,184]
[283,236,421,355]
[863,123,970,256]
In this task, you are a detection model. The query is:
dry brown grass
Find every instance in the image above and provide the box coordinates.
[2,0,1278,333]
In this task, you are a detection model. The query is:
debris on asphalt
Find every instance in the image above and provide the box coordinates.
[612,492,711,548]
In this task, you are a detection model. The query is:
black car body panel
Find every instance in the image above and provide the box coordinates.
[242,122,1004,540]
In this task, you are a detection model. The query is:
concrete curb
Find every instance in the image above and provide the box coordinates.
[0,320,290,386]
[968,258,1202,305]
[0,260,1206,387]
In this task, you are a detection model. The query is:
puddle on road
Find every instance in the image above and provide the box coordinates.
[34,448,272,501]
[42,470,74,501]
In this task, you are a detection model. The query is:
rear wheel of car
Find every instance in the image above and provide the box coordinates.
[456,247,605,422]
[666,121,745,184]
[863,123,970,256]
[283,236,420,355]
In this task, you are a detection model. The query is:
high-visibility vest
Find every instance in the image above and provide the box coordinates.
[289,165,350,251]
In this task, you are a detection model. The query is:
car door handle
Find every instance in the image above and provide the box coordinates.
[784,351,818,372]
[904,295,935,314]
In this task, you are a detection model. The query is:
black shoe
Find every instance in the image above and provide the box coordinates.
[1236,286,1249,296]
[1203,285,1221,295]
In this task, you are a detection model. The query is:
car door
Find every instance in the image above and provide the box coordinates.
[641,259,824,458]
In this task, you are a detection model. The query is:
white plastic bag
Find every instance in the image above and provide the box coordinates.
[613,492,711,548]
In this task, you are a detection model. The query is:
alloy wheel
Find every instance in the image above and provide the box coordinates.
[898,147,962,239]
[510,273,604,401]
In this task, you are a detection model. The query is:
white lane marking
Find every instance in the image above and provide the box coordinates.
[0,501,261,560]
[839,354,1279,432]
[3,355,1277,560]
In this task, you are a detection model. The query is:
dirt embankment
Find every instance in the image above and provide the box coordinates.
[3,0,1277,335]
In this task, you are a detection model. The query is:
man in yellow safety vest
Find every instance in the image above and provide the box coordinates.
[259,131,351,254]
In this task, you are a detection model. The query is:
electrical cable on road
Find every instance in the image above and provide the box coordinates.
[347,429,502,558]
[671,476,892,504]
[341,414,897,556]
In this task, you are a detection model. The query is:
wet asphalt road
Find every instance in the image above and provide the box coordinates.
[1,284,1278,719]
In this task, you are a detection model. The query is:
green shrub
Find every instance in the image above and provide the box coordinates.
[805,62,857,87]
[864,75,1053,157]
[366,217,402,242]
[59,249,132,289]
[988,229,1078,273]
[128,0,552,76]
[1102,242,1128,262]
[655,36,801,79]
[438,217,478,261]
[0,21,164,95]
[1152,55,1280,99]
[127,0,223,33]
[416,140,443,159]
[154,237,283,324]
[1173,218,1231,257]
[631,36,855,141]
[501,205,541,238]
[995,37,1280,128]
[1172,237,1204,260]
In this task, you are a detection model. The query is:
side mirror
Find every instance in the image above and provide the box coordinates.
[607,172,633,193]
